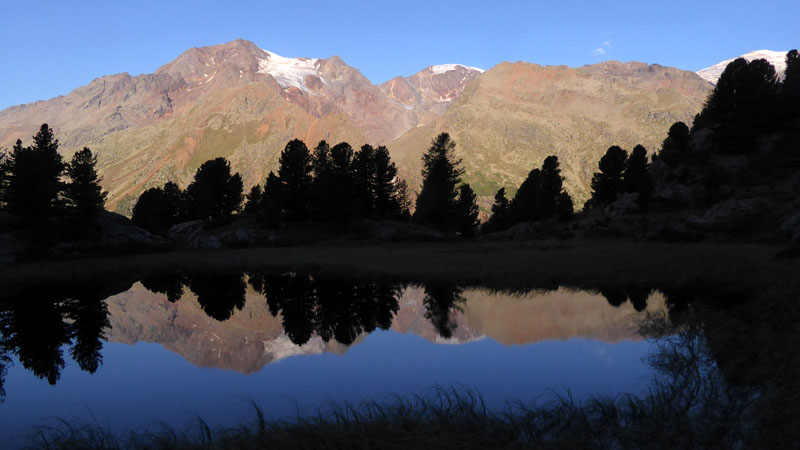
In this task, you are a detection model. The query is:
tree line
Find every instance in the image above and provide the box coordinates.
[0,124,106,240]
[132,133,485,236]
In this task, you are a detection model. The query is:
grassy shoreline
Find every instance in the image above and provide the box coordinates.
[2,239,797,292]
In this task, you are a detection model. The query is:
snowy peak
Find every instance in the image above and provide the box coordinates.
[427,64,485,75]
[257,50,324,93]
[697,49,788,84]
[380,63,484,106]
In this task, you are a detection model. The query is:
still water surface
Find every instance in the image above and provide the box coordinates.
[0,273,664,446]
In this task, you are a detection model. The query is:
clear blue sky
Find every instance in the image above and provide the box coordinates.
[1,0,798,109]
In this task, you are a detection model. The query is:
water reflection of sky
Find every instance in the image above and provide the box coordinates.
[0,331,654,446]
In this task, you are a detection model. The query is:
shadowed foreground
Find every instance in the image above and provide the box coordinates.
[1,240,794,293]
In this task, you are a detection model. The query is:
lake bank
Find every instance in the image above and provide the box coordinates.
[2,240,796,293]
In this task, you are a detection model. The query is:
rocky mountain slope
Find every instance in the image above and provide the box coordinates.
[391,61,711,202]
[697,49,788,84]
[0,39,712,212]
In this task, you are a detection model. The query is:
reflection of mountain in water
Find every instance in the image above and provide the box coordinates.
[104,280,664,374]
[105,284,351,374]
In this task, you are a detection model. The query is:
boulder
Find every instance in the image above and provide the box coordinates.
[93,211,165,248]
[690,199,767,233]
[603,193,640,217]
[780,212,800,244]
[653,183,695,207]
[167,220,222,249]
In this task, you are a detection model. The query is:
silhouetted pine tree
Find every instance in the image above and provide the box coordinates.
[258,171,282,228]
[372,145,400,220]
[311,140,335,222]
[556,191,574,220]
[509,168,541,222]
[414,133,463,229]
[64,147,107,224]
[482,187,511,233]
[394,179,412,220]
[695,57,779,153]
[329,142,355,223]
[784,50,800,117]
[454,183,480,237]
[352,144,377,218]
[163,181,190,222]
[622,145,649,193]
[244,184,263,214]
[186,157,243,219]
[6,125,65,224]
[658,122,690,168]
[132,181,190,234]
[538,155,564,219]
[590,145,628,206]
[0,151,10,210]
[277,139,313,221]
[132,187,171,233]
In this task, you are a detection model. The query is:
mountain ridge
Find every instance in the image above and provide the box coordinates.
[0,39,714,211]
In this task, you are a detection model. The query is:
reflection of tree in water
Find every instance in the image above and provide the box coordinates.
[598,286,654,312]
[140,271,188,303]
[422,283,465,339]
[255,272,317,345]
[1,290,70,385]
[248,272,401,345]
[0,282,117,396]
[65,287,111,374]
[187,273,246,322]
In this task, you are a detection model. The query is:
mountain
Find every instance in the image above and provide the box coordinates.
[390,61,712,202]
[0,39,712,212]
[697,50,789,84]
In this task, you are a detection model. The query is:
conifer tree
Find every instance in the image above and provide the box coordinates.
[259,171,282,228]
[414,133,463,229]
[244,185,263,214]
[353,144,377,218]
[483,187,511,233]
[186,157,243,219]
[64,147,107,222]
[0,151,10,210]
[622,145,649,193]
[538,155,564,219]
[454,183,480,237]
[277,139,313,221]
[163,181,190,223]
[590,145,628,205]
[784,50,800,117]
[556,191,574,220]
[132,187,171,233]
[329,142,355,222]
[658,122,690,168]
[311,140,334,221]
[373,146,399,220]
[6,124,65,222]
[394,179,412,220]
[509,168,541,223]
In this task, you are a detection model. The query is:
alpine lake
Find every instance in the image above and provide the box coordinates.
[0,242,796,448]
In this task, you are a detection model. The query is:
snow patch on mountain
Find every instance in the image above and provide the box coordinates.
[429,64,485,75]
[697,50,788,84]
[258,50,322,93]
